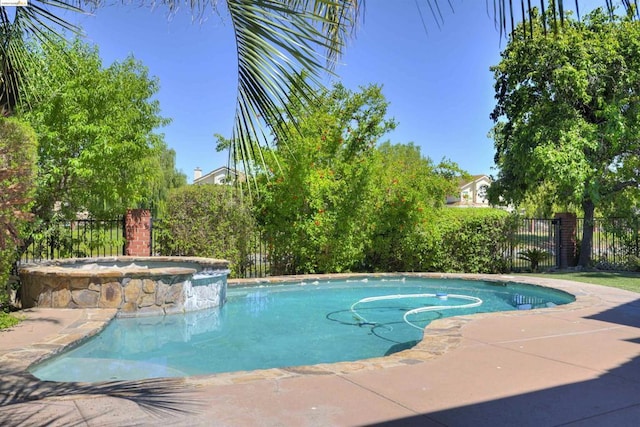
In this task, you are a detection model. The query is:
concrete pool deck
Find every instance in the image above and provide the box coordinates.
[1,274,639,426]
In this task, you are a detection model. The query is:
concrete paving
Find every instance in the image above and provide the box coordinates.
[1,274,639,426]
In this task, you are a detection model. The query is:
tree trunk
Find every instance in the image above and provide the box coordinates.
[578,199,595,267]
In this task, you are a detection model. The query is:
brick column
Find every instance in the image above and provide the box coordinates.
[555,212,577,268]
[125,209,151,256]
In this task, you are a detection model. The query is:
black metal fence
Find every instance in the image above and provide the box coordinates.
[17,215,640,276]
[577,217,640,270]
[496,218,559,272]
[236,232,270,279]
[19,218,126,263]
[506,217,639,272]
[149,219,270,279]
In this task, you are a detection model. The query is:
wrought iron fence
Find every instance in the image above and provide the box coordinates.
[236,231,270,279]
[17,215,639,276]
[150,218,270,279]
[577,217,639,270]
[19,218,126,263]
[500,218,559,272]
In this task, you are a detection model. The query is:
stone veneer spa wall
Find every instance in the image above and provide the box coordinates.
[18,257,230,316]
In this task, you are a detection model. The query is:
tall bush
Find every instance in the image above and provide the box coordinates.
[257,83,396,274]
[364,142,461,272]
[153,184,255,277]
[0,118,37,309]
[425,208,516,273]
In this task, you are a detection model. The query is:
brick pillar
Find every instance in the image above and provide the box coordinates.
[125,209,151,256]
[555,212,577,268]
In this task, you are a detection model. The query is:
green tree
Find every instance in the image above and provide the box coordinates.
[256,82,465,274]
[17,39,169,221]
[489,8,640,267]
[0,117,37,308]
[257,83,396,274]
[0,117,36,250]
[140,144,188,217]
[365,142,461,271]
[2,2,636,171]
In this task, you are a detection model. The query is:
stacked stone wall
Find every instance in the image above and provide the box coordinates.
[18,257,230,316]
[19,272,192,316]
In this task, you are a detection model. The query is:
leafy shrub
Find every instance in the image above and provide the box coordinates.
[1,118,37,311]
[0,312,20,329]
[627,255,640,272]
[153,184,256,277]
[257,83,396,275]
[517,248,552,272]
[362,143,462,272]
[424,208,516,274]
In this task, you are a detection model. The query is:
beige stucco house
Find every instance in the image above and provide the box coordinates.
[193,166,244,185]
[446,174,492,207]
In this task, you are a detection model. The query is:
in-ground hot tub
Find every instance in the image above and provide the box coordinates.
[18,257,230,316]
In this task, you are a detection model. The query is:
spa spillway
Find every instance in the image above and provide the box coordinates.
[18,257,230,316]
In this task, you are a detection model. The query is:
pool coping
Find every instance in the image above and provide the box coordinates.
[0,272,595,384]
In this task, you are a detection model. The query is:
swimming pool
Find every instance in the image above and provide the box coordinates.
[30,276,575,382]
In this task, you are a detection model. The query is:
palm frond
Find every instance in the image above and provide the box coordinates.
[3,0,639,178]
[226,0,360,186]
[488,0,637,38]
[0,371,201,423]
[0,1,97,113]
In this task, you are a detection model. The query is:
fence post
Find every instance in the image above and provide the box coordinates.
[551,218,561,268]
[554,212,577,268]
[124,209,152,256]
[636,216,639,257]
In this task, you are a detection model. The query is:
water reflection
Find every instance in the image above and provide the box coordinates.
[98,308,222,356]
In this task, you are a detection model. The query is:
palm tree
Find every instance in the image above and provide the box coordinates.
[1,0,361,179]
[1,1,637,174]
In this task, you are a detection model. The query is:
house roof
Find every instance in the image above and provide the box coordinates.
[458,174,491,188]
[193,166,243,185]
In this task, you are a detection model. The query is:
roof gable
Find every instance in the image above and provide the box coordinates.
[193,166,243,185]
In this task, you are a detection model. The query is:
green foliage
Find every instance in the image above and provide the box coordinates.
[139,145,188,217]
[489,9,640,266]
[364,142,463,271]
[257,83,397,274]
[154,184,256,278]
[0,118,37,248]
[424,209,516,274]
[256,82,491,274]
[0,117,37,309]
[0,312,20,329]
[627,255,640,272]
[17,38,169,221]
[517,248,552,272]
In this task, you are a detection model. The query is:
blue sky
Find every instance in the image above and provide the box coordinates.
[67,0,600,182]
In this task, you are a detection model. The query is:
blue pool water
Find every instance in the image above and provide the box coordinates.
[30,277,574,382]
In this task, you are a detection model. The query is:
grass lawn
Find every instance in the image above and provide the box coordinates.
[517,271,640,294]
[0,311,20,329]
